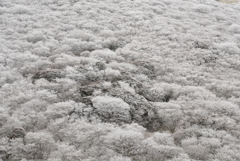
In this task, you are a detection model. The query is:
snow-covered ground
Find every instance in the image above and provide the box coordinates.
[0,0,240,160]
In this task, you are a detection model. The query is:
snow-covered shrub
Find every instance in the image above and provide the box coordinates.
[140,132,184,161]
[104,128,144,157]
[168,154,192,161]
[110,156,132,161]
[99,29,115,38]
[101,81,112,91]
[32,69,64,83]
[179,86,216,100]
[23,132,56,160]
[155,103,183,133]
[91,96,131,123]
[229,97,240,108]
[193,5,212,14]
[181,137,209,160]
[48,143,83,161]
[27,31,46,43]
[10,5,32,14]
[118,81,135,94]
[193,40,213,49]
[90,49,117,62]
[217,42,240,55]
[233,34,240,44]
[0,70,22,85]
[9,127,26,139]
[6,52,39,69]
[7,138,25,160]
[35,89,58,103]
[215,11,228,21]
[151,132,176,146]
[108,62,137,72]
[118,49,140,62]
[228,24,240,34]
[142,83,181,102]
[52,44,71,55]
[205,101,239,117]
[135,74,149,82]
[71,41,100,55]
[185,108,211,127]
[79,85,95,97]
[45,101,78,120]
[135,61,156,77]
[64,66,85,84]
[104,68,122,81]
[5,131,56,160]
[32,46,51,57]
[215,144,240,161]
[54,78,78,101]
[181,136,222,160]
[85,70,100,82]
[102,38,126,51]
[206,81,240,98]
[78,57,99,66]
[216,0,239,4]
[9,109,48,132]
[0,107,9,129]
[0,137,10,160]
[94,61,107,70]
[68,29,97,41]
[0,7,7,15]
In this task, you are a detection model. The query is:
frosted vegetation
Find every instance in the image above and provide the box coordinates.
[0,0,240,160]
[216,0,238,4]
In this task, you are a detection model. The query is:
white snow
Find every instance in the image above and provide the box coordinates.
[1,0,240,160]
